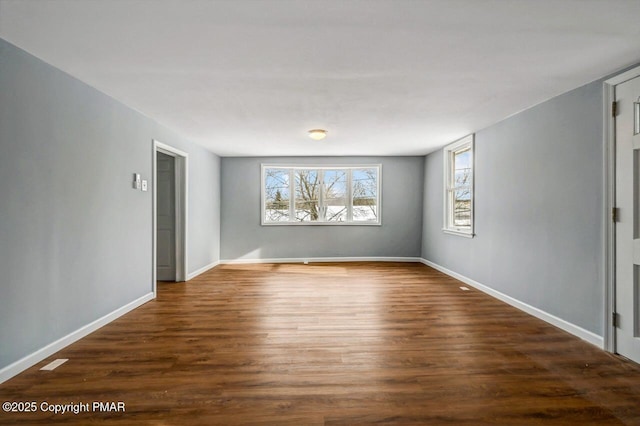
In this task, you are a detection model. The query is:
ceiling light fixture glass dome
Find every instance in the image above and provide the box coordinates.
[308,129,327,140]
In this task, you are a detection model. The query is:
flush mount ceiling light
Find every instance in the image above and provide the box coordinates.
[308,129,328,140]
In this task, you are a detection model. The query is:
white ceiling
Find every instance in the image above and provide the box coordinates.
[1,0,640,157]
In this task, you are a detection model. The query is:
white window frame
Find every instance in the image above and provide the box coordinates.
[443,135,475,237]
[261,164,382,226]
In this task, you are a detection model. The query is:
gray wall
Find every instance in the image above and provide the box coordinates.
[221,157,424,260]
[422,79,604,335]
[0,38,220,371]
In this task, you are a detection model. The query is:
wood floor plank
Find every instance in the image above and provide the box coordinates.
[1,262,640,425]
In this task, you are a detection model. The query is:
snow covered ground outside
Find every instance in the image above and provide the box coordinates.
[266,205,377,222]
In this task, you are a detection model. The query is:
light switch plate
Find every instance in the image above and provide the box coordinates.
[141,180,148,191]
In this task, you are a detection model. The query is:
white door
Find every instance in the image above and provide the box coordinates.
[156,151,176,281]
[615,74,640,363]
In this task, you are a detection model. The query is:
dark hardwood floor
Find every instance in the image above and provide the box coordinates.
[2,262,640,425]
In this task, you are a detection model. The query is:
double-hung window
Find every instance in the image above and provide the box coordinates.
[443,135,474,237]
[262,165,381,225]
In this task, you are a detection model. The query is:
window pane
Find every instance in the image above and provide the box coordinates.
[264,169,290,222]
[295,170,320,221]
[352,168,378,221]
[323,170,347,222]
[454,149,471,188]
[453,191,471,227]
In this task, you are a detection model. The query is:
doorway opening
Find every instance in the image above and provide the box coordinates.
[153,140,188,295]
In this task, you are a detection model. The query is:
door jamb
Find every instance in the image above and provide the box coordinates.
[152,140,188,296]
[603,65,640,353]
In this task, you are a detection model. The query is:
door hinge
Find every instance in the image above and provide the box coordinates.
[612,207,619,223]
[612,101,618,117]
[613,312,619,328]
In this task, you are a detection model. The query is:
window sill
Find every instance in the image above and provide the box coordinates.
[262,221,381,226]
[442,228,475,238]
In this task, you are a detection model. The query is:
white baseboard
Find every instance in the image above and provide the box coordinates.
[187,260,220,280]
[0,292,154,385]
[420,258,604,348]
[220,256,422,265]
